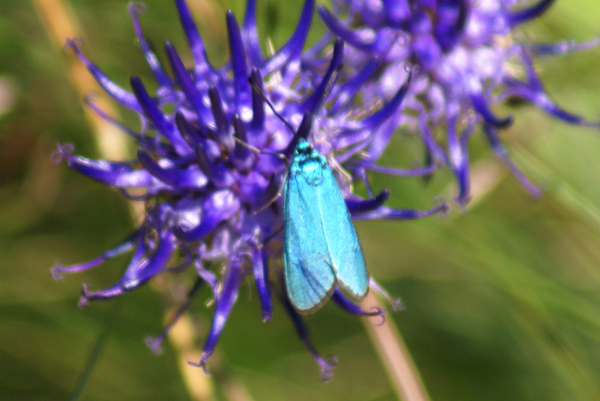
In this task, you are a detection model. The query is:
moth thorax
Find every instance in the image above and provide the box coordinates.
[298,158,326,186]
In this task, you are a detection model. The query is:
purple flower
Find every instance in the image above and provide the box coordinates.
[52,0,446,379]
[319,0,600,205]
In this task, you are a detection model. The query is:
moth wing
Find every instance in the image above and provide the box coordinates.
[318,167,369,300]
[283,175,336,313]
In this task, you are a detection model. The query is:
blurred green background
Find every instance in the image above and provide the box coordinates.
[1,0,600,400]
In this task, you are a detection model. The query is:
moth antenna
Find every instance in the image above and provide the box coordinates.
[261,227,284,247]
[311,64,343,125]
[233,132,287,163]
[248,72,296,135]
[233,136,262,154]
[295,38,345,142]
[253,169,289,215]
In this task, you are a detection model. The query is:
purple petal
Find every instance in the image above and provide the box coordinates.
[226,10,251,111]
[249,68,267,133]
[408,6,433,35]
[301,38,344,116]
[383,0,410,26]
[345,189,390,214]
[251,245,272,322]
[208,87,234,150]
[65,39,142,112]
[369,279,404,311]
[447,114,470,205]
[81,216,176,304]
[130,76,193,156]
[261,0,315,74]
[61,152,161,189]
[174,190,240,241]
[352,69,412,129]
[318,5,391,53]
[502,49,598,127]
[412,34,443,71]
[331,289,385,325]
[175,112,203,148]
[238,171,278,210]
[483,125,543,198]
[502,82,598,127]
[353,197,449,220]
[330,59,380,114]
[194,260,218,292]
[188,260,242,375]
[434,0,468,51]
[137,149,208,189]
[354,162,437,177]
[231,115,256,172]
[507,0,556,26]
[52,230,140,279]
[280,290,337,381]
[241,0,263,66]
[470,91,513,129]
[164,42,210,131]
[129,3,174,89]
[174,0,213,77]
[194,144,236,188]
[418,112,448,165]
[531,37,600,57]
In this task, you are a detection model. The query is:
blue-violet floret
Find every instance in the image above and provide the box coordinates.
[52,0,446,379]
[318,0,600,204]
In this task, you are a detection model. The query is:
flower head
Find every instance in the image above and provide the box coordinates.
[319,0,600,205]
[53,0,446,379]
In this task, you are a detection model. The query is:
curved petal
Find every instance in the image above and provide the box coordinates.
[189,260,242,375]
[174,190,240,241]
